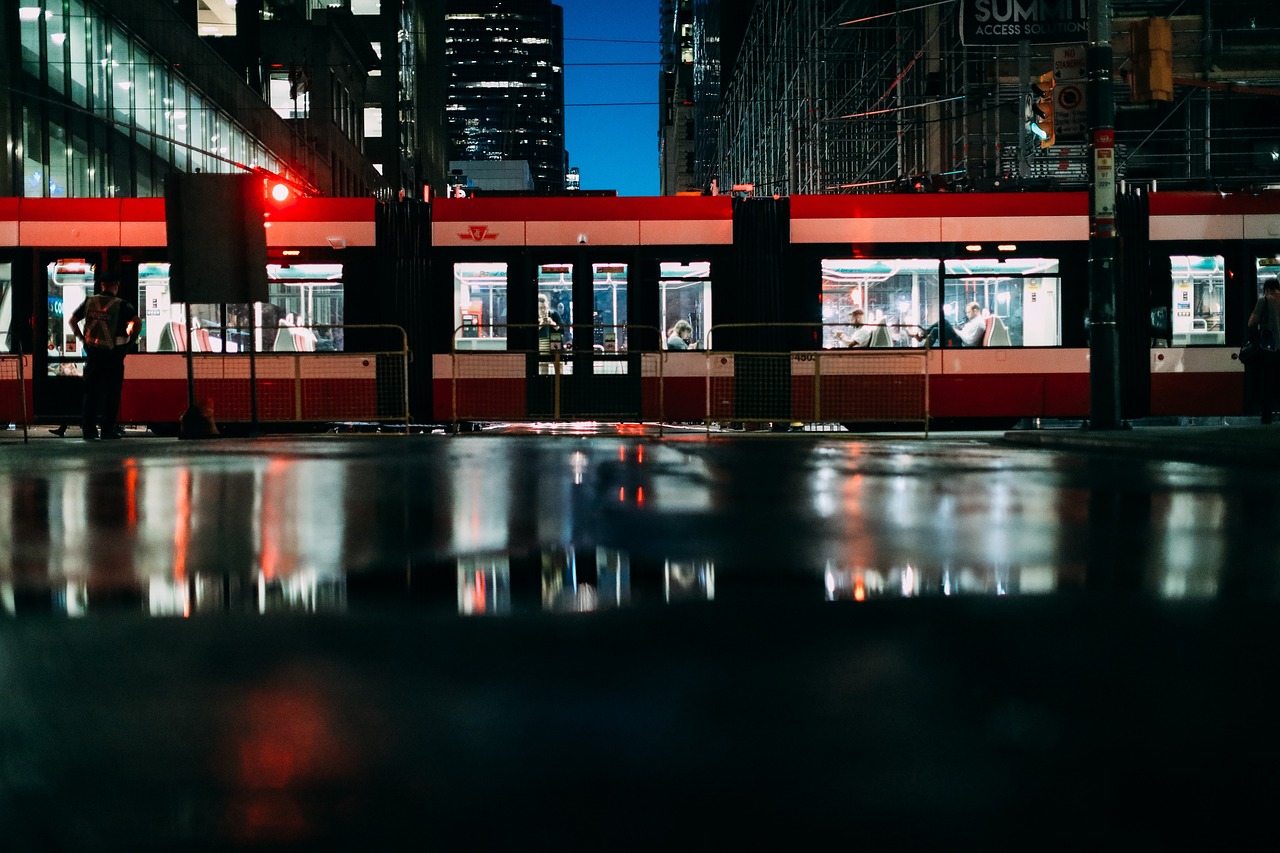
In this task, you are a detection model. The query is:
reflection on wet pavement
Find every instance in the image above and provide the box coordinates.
[0,435,1271,616]
[4,434,1280,848]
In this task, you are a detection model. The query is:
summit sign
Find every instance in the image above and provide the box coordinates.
[961,0,1088,46]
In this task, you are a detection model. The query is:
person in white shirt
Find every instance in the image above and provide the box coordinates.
[834,308,874,348]
[956,302,987,347]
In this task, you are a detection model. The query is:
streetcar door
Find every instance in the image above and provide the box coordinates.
[35,255,101,423]
[529,254,640,420]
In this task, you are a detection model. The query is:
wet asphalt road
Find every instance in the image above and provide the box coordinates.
[2,431,1278,847]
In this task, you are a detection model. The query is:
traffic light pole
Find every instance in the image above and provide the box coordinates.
[1087,0,1122,430]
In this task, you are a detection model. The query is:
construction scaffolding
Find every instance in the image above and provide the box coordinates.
[705,0,1280,196]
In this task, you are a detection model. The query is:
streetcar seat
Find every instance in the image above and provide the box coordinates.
[983,315,1011,347]
[273,325,317,352]
[158,321,212,352]
[869,324,892,347]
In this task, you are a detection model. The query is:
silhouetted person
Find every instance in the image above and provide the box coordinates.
[1247,277,1280,424]
[69,271,139,441]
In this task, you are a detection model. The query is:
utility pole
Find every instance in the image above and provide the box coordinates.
[1087,0,1122,429]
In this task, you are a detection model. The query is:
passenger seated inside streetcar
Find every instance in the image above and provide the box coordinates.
[956,302,987,347]
[667,319,695,350]
[834,308,874,347]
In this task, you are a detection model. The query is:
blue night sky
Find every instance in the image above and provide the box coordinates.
[559,0,660,196]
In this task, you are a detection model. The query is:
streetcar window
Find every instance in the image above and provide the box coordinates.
[265,264,345,352]
[660,261,710,350]
[136,263,344,353]
[593,262,627,352]
[0,263,11,354]
[454,262,508,351]
[46,259,95,376]
[821,258,937,349]
[1258,256,1280,296]
[1170,255,1224,346]
[943,258,1061,347]
[537,264,573,361]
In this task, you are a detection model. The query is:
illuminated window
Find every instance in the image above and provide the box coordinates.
[821,259,938,349]
[0,263,12,354]
[660,261,711,350]
[592,263,628,352]
[1170,255,1225,346]
[454,262,509,350]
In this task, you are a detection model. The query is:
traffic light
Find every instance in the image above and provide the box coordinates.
[1130,17,1173,103]
[269,181,293,205]
[1029,70,1056,148]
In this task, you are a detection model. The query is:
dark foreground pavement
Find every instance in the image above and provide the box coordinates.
[4,598,1275,849]
[1002,419,1280,469]
[2,421,1279,848]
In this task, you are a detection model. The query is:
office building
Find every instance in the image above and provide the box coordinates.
[1,0,386,199]
[659,0,696,195]
[352,0,450,201]
[444,0,566,194]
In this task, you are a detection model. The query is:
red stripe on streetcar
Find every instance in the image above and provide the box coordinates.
[432,195,733,222]
[789,192,1089,220]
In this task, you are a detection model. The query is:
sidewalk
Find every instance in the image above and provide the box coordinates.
[1002,418,1280,469]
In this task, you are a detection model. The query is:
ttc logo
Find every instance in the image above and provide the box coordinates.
[459,225,499,242]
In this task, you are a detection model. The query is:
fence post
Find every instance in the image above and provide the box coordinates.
[553,349,562,420]
[814,350,822,423]
[401,328,411,434]
[658,336,666,436]
[451,326,460,434]
[923,338,931,438]
[18,350,30,444]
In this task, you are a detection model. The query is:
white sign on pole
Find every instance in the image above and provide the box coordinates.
[1053,45,1088,140]
[1053,45,1087,81]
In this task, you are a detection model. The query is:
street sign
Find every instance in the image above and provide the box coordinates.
[1055,83,1086,138]
[1053,45,1087,81]
[1051,46,1087,140]
[1093,129,1116,235]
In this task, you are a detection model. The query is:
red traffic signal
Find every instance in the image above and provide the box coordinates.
[269,181,293,204]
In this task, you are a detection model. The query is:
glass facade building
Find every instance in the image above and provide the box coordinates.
[4,0,305,198]
[444,0,566,193]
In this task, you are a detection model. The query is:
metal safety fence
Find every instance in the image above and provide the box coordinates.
[1,354,32,431]
[447,325,663,426]
[705,324,931,433]
[175,324,411,429]
[443,323,930,433]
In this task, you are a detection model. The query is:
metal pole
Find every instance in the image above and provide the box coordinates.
[17,340,29,444]
[1087,0,1123,429]
[248,311,259,435]
[184,308,197,414]
[1017,39,1031,179]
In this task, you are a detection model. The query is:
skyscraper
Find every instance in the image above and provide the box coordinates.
[444,0,567,193]
[659,0,696,195]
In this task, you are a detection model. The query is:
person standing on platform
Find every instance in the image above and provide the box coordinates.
[1247,277,1280,424]
[69,270,140,441]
